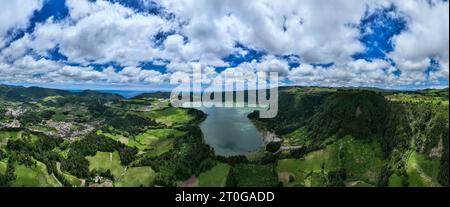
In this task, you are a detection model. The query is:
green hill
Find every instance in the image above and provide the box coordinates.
[307,90,388,140]
[0,85,72,101]
[0,85,123,102]
[251,87,449,187]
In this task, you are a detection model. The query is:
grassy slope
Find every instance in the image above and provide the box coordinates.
[56,162,83,187]
[406,151,441,187]
[277,136,384,186]
[134,129,185,145]
[86,151,125,178]
[388,173,403,187]
[283,127,310,146]
[99,128,185,155]
[0,160,6,175]
[86,151,157,187]
[115,166,155,187]
[0,130,23,142]
[11,161,60,187]
[198,163,230,187]
[138,107,193,126]
[277,149,335,187]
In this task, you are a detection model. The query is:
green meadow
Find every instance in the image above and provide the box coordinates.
[140,108,193,126]
[276,136,384,186]
[388,173,403,187]
[56,162,83,187]
[0,130,23,142]
[11,161,60,187]
[115,166,156,187]
[99,128,184,155]
[86,151,125,178]
[283,127,310,146]
[86,151,156,186]
[406,151,441,187]
[0,160,7,175]
[198,163,230,187]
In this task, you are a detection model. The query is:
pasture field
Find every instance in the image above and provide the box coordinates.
[87,151,156,187]
[276,136,383,186]
[0,160,7,174]
[388,173,403,187]
[386,93,448,105]
[10,161,60,187]
[134,128,185,144]
[56,162,83,187]
[198,163,230,187]
[115,166,155,187]
[283,127,310,146]
[0,130,22,142]
[140,108,193,126]
[334,137,384,184]
[99,128,186,155]
[86,151,125,178]
[97,130,129,145]
[133,129,184,153]
[62,171,83,187]
[406,151,441,187]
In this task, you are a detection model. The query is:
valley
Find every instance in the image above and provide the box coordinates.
[0,85,448,187]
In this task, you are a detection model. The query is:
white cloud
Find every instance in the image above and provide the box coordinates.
[1,0,171,67]
[0,0,448,88]
[288,59,394,87]
[389,0,449,81]
[156,0,381,65]
[0,55,167,84]
[255,55,290,77]
[116,66,167,83]
[0,0,43,48]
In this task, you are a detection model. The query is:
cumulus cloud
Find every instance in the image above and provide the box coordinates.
[156,0,379,64]
[55,1,168,65]
[255,56,290,77]
[389,0,449,82]
[0,0,43,48]
[1,0,171,66]
[0,55,166,85]
[288,59,395,87]
[0,0,448,88]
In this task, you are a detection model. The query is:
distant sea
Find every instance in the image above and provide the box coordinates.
[66,89,164,98]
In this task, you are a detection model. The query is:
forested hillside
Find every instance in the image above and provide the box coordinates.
[250,87,449,187]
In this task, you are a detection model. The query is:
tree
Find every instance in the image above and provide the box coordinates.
[61,151,90,179]
[265,142,281,153]
[327,169,346,187]
[40,110,55,120]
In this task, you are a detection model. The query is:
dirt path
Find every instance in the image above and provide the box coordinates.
[274,145,303,154]
[121,167,128,176]
[410,161,434,186]
[52,173,63,187]
[179,176,199,187]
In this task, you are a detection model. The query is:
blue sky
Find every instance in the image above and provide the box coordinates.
[0,0,448,90]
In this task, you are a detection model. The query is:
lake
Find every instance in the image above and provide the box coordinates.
[189,103,265,156]
[69,88,266,156]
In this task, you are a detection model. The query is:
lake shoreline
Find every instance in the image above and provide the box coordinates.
[190,105,266,157]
